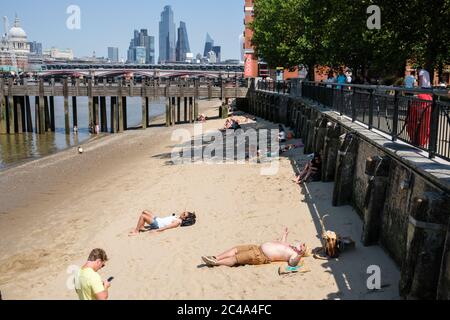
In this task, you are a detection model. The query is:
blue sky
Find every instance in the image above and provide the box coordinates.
[1,0,244,61]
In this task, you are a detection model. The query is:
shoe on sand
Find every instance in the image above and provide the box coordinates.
[202,256,218,266]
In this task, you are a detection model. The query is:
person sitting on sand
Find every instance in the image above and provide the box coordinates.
[223,118,241,131]
[278,125,287,143]
[197,114,208,122]
[201,228,309,267]
[293,153,322,185]
[129,210,196,236]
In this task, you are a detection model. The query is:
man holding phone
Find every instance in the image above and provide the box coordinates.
[74,248,112,300]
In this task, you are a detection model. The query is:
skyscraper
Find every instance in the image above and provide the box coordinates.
[203,33,214,58]
[175,21,191,62]
[159,5,176,64]
[29,41,43,56]
[212,46,221,63]
[127,29,155,64]
[108,47,119,62]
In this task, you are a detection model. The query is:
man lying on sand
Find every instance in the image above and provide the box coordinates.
[293,153,322,184]
[202,228,309,267]
[129,210,196,236]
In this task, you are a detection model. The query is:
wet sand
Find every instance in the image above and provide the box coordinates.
[0,99,400,300]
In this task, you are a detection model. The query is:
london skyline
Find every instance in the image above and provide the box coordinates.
[1,0,243,61]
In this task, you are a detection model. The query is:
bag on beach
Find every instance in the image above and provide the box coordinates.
[314,215,354,260]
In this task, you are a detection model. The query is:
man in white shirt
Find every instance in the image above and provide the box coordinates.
[418,67,432,88]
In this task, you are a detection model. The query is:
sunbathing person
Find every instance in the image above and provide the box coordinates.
[129,210,196,236]
[293,153,322,184]
[201,228,309,267]
[223,118,242,131]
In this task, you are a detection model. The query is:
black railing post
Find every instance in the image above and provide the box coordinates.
[428,95,439,159]
[368,89,374,130]
[340,85,344,116]
[351,87,357,122]
[392,90,399,142]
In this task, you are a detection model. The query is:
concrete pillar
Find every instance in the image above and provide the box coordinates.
[361,156,391,246]
[400,194,449,300]
[332,133,359,207]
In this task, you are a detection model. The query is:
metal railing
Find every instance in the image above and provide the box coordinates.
[257,79,450,161]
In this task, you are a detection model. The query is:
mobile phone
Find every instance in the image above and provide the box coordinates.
[107,277,114,282]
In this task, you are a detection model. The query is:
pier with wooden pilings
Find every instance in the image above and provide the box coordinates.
[0,78,249,135]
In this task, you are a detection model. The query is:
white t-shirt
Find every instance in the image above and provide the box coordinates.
[279,131,287,141]
[156,216,179,229]
[419,70,431,88]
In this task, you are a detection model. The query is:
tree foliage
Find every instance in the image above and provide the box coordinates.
[251,0,450,82]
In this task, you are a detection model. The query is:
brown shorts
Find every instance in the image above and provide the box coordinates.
[235,245,270,266]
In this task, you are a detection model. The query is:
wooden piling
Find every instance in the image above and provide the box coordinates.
[88,79,94,130]
[100,96,107,132]
[0,79,7,134]
[72,96,78,129]
[8,79,15,134]
[44,97,51,132]
[25,96,32,133]
[63,79,70,134]
[171,97,176,126]
[110,97,116,133]
[184,97,188,123]
[177,97,181,124]
[38,79,46,134]
[194,98,199,122]
[16,96,24,134]
[400,195,448,300]
[93,97,99,130]
[166,97,171,127]
[362,156,391,246]
[122,97,127,131]
[189,97,193,123]
[50,96,56,132]
[141,96,148,129]
[332,133,359,207]
[118,93,124,133]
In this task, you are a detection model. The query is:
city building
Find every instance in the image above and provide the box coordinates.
[175,21,191,62]
[0,15,30,71]
[212,46,221,63]
[239,34,245,63]
[203,33,214,58]
[43,48,74,60]
[127,29,155,64]
[108,47,119,63]
[207,50,217,64]
[159,5,176,64]
[29,41,43,56]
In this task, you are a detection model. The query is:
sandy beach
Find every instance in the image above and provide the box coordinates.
[0,99,400,300]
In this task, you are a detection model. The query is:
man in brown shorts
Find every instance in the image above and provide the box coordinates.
[202,228,308,267]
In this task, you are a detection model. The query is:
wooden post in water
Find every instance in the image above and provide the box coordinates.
[177,97,181,124]
[110,97,117,133]
[122,97,127,131]
[49,96,55,132]
[34,96,39,134]
[63,79,70,134]
[38,79,46,134]
[16,97,24,134]
[194,98,199,122]
[142,85,148,129]
[0,79,7,134]
[171,97,176,126]
[184,97,188,123]
[8,79,15,134]
[166,97,171,127]
[44,97,50,132]
[25,96,32,133]
[118,86,124,133]
[93,96,99,132]
[72,96,78,130]
[100,96,107,132]
[189,97,193,123]
[88,79,94,131]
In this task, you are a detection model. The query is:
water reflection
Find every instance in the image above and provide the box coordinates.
[0,97,166,170]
